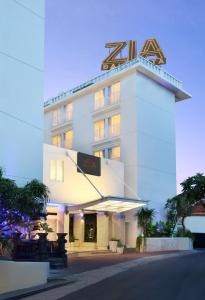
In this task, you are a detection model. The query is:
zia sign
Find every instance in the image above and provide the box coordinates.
[101,38,166,70]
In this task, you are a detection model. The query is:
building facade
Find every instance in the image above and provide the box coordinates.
[0,0,45,185]
[44,56,191,250]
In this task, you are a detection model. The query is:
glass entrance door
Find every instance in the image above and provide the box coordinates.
[84,213,97,242]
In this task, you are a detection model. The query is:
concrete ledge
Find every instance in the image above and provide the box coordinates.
[0,261,49,294]
[145,237,193,252]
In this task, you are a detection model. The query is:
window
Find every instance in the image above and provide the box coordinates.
[110,82,120,104]
[109,114,120,137]
[94,90,105,110]
[52,109,61,126]
[108,146,121,160]
[94,120,105,141]
[64,103,72,121]
[64,130,73,149]
[50,160,64,182]
[94,150,105,158]
[52,135,61,147]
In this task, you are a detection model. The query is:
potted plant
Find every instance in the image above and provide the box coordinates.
[109,238,119,252]
[116,240,125,254]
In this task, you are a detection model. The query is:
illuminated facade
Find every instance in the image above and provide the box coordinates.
[44,56,191,250]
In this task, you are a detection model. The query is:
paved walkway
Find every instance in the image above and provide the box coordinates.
[52,251,179,277]
[21,251,197,300]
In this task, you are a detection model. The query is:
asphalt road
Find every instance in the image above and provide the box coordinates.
[60,251,205,300]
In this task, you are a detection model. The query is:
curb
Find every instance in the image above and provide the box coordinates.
[0,278,76,300]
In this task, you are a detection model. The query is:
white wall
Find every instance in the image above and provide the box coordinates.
[0,261,49,293]
[145,237,193,252]
[135,72,176,218]
[0,0,44,185]
[185,216,205,233]
[43,144,124,205]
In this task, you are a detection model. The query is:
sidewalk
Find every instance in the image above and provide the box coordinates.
[0,250,197,300]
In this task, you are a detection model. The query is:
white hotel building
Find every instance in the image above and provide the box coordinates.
[43,56,191,250]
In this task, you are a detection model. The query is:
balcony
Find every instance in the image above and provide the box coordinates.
[94,128,105,142]
[109,124,120,137]
[51,114,72,131]
[64,139,72,149]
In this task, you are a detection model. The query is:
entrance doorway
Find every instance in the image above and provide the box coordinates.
[84,214,97,242]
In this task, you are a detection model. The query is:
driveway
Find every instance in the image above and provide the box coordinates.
[59,250,205,300]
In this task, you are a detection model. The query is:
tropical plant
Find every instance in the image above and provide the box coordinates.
[136,234,146,252]
[136,207,155,237]
[148,221,172,237]
[39,222,53,233]
[174,228,193,239]
[165,173,205,235]
[0,167,50,251]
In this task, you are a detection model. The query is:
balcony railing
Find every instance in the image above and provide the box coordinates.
[64,139,72,149]
[109,92,120,105]
[94,98,105,111]
[94,128,105,141]
[52,113,72,127]
[109,125,120,137]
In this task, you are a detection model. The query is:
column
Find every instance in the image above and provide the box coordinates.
[57,205,65,233]
[97,212,109,250]
[64,212,69,248]
[111,213,125,245]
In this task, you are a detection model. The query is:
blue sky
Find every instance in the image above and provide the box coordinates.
[45,0,205,191]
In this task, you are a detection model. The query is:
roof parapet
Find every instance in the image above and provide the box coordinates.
[44,56,185,108]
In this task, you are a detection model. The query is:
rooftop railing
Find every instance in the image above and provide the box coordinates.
[44,56,182,107]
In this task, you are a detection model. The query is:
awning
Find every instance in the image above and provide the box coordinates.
[66,196,146,213]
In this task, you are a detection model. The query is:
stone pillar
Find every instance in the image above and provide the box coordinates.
[38,233,48,261]
[111,213,125,245]
[64,212,70,249]
[57,205,65,233]
[74,214,84,246]
[57,233,67,268]
[125,210,137,248]
[97,212,109,250]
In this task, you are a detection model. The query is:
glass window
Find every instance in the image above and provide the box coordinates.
[52,135,61,147]
[49,160,64,182]
[108,146,121,160]
[109,114,120,137]
[110,82,120,104]
[94,150,105,158]
[94,120,105,141]
[94,90,105,110]
[52,109,61,126]
[64,130,73,149]
[64,103,72,121]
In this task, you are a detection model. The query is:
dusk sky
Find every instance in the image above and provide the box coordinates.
[45,0,205,192]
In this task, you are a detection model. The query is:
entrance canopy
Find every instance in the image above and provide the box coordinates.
[66,196,146,213]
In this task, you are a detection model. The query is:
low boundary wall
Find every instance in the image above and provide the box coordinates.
[0,261,49,294]
[145,237,193,252]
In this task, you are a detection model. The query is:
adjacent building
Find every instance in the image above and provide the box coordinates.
[0,0,45,185]
[44,56,191,250]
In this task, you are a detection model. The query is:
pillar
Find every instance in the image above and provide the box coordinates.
[97,212,109,250]
[57,205,65,233]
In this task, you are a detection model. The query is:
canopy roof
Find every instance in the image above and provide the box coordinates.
[66,196,146,213]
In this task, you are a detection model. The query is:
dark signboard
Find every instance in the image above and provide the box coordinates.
[77,152,101,176]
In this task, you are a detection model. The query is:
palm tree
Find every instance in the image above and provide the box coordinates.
[136,207,155,237]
